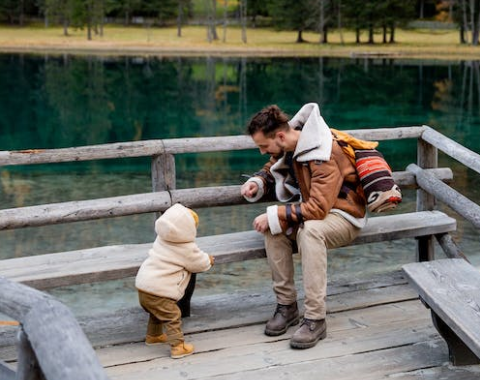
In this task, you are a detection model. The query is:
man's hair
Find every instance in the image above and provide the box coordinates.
[246,105,290,138]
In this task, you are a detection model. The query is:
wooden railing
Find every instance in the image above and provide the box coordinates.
[0,126,444,230]
[0,276,109,380]
[1,125,479,379]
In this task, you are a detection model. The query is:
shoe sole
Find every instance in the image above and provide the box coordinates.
[289,329,327,349]
[171,351,194,359]
[264,316,300,337]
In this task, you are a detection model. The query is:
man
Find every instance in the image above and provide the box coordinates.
[241,103,367,349]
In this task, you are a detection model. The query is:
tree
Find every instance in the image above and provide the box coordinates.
[142,0,177,26]
[318,0,327,43]
[239,0,247,43]
[452,0,480,45]
[105,0,143,26]
[177,0,193,37]
[247,0,268,28]
[222,0,228,42]
[378,0,416,43]
[0,0,37,25]
[268,0,318,43]
[317,0,337,44]
[342,0,416,44]
[44,0,75,35]
[205,0,219,42]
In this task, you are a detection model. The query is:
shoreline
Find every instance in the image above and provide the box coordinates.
[0,45,474,62]
[0,25,478,61]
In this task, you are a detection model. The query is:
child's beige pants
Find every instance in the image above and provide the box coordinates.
[138,290,184,346]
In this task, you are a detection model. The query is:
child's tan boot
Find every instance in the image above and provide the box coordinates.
[145,333,167,346]
[171,342,194,359]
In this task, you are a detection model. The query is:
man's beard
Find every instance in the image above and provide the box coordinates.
[269,152,284,160]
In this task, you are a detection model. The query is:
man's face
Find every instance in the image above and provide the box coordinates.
[252,131,284,158]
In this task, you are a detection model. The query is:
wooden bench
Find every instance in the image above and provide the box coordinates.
[403,258,480,366]
[0,211,456,292]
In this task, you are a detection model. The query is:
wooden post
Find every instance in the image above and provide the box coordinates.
[16,328,44,380]
[436,233,468,261]
[151,153,176,193]
[0,361,16,380]
[150,153,196,317]
[151,153,175,220]
[416,137,438,261]
[0,277,109,380]
[431,311,480,365]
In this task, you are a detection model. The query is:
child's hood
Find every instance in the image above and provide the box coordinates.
[156,203,197,243]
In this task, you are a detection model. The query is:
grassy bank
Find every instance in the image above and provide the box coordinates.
[0,24,478,60]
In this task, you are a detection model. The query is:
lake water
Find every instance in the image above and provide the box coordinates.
[1,54,479,316]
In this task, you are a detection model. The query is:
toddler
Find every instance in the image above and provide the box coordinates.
[135,203,214,359]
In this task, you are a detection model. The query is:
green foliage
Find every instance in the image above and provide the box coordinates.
[378,0,417,27]
[0,0,37,24]
[105,0,143,23]
[267,0,318,32]
[142,0,177,25]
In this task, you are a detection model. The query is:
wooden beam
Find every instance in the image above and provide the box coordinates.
[422,126,480,175]
[436,233,468,261]
[0,127,424,167]
[0,277,109,380]
[0,169,452,231]
[407,164,480,229]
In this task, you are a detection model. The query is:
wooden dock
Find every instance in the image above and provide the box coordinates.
[2,269,480,379]
[94,271,480,380]
[1,126,480,379]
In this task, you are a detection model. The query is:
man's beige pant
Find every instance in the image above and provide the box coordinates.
[265,213,360,320]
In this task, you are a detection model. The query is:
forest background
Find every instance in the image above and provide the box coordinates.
[1,0,480,59]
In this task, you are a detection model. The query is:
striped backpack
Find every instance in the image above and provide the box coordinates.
[331,129,402,213]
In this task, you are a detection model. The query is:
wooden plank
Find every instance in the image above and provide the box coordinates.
[375,367,480,380]
[96,299,428,367]
[102,302,443,380]
[104,339,448,380]
[0,211,456,290]
[350,210,456,245]
[403,259,480,359]
[0,271,415,360]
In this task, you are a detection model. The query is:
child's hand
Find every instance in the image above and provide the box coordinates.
[209,255,215,266]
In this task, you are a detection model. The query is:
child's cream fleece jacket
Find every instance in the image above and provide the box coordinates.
[135,203,212,301]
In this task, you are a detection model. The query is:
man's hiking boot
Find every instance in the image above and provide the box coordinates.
[145,333,168,346]
[265,302,300,336]
[171,342,194,359]
[290,318,327,349]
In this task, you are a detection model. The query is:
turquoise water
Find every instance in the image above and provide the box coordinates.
[0,54,479,315]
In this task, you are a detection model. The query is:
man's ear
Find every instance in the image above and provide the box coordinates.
[276,131,286,142]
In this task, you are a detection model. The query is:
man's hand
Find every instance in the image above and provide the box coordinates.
[253,213,269,233]
[241,181,259,198]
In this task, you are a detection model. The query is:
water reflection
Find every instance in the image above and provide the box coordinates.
[0,55,479,302]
